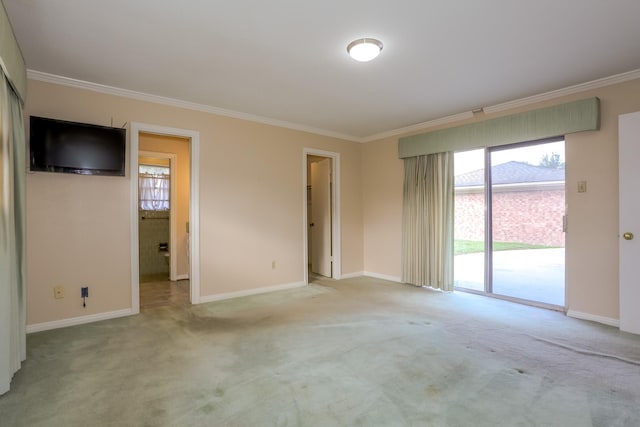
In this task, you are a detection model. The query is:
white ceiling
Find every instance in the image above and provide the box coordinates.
[4,0,640,141]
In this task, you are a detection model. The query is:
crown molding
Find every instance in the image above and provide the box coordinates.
[27,69,362,142]
[361,111,475,143]
[365,68,640,142]
[28,68,640,143]
[484,68,640,114]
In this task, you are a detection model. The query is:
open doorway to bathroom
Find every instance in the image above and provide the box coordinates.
[137,133,191,309]
[138,154,173,283]
[130,123,200,312]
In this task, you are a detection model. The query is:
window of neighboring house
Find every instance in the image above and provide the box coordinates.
[139,165,170,211]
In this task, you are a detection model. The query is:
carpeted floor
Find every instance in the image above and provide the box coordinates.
[1,276,639,426]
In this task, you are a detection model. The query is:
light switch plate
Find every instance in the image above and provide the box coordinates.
[578,181,587,193]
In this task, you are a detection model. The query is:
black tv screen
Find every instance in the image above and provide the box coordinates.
[29,116,126,176]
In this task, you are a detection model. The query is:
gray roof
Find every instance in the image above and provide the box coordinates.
[455,161,565,187]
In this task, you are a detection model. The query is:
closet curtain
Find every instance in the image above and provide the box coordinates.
[401,152,454,291]
[0,67,26,395]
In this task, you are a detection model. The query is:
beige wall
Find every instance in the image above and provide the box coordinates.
[25,79,363,326]
[138,156,170,167]
[25,74,640,327]
[139,133,190,278]
[362,137,403,279]
[362,77,640,321]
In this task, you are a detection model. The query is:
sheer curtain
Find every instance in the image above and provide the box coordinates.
[401,152,454,291]
[139,166,170,211]
[0,67,26,395]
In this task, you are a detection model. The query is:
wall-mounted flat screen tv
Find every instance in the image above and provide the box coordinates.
[29,116,126,176]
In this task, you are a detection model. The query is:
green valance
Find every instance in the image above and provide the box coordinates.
[398,97,600,159]
[0,3,26,103]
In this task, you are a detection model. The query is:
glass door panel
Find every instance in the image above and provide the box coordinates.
[489,140,566,306]
[454,149,485,291]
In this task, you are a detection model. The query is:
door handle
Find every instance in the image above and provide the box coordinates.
[623,232,634,240]
[310,223,314,227]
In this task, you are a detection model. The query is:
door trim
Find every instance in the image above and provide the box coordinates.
[130,122,201,312]
[303,148,341,284]
[138,150,177,281]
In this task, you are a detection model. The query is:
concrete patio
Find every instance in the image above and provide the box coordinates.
[454,248,565,306]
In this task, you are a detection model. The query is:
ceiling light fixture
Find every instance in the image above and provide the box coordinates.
[347,38,383,62]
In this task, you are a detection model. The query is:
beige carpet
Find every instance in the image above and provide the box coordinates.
[1,276,639,426]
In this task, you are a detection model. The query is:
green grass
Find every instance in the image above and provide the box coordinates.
[454,240,556,255]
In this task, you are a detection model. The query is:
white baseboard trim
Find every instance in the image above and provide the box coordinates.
[340,271,364,279]
[175,274,189,281]
[363,271,403,283]
[199,281,306,304]
[567,310,620,328]
[27,308,137,333]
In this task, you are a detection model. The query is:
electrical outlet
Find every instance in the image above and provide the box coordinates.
[53,286,65,299]
[81,286,89,308]
[272,260,276,269]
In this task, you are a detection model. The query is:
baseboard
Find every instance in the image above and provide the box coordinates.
[27,308,137,333]
[340,271,364,279]
[199,281,306,304]
[175,274,189,281]
[363,271,403,283]
[567,310,620,328]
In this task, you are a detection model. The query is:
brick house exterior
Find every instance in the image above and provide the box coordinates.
[455,161,565,247]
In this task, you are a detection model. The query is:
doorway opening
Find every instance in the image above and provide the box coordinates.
[453,138,566,308]
[137,149,187,308]
[138,152,175,283]
[130,123,201,312]
[303,149,341,284]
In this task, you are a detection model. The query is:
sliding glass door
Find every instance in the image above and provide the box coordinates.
[453,149,485,292]
[454,139,566,307]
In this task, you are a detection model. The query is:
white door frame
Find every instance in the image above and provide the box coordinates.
[130,122,200,311]
[303,148,341,284]
[138,151,177,281]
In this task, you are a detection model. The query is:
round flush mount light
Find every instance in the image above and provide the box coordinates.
[347,38,383,62]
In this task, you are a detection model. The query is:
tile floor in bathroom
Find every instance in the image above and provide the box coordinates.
[139,275,190,309]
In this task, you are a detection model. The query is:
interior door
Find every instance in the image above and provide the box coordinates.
[310,158,332,277]
[619,111,640,334]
